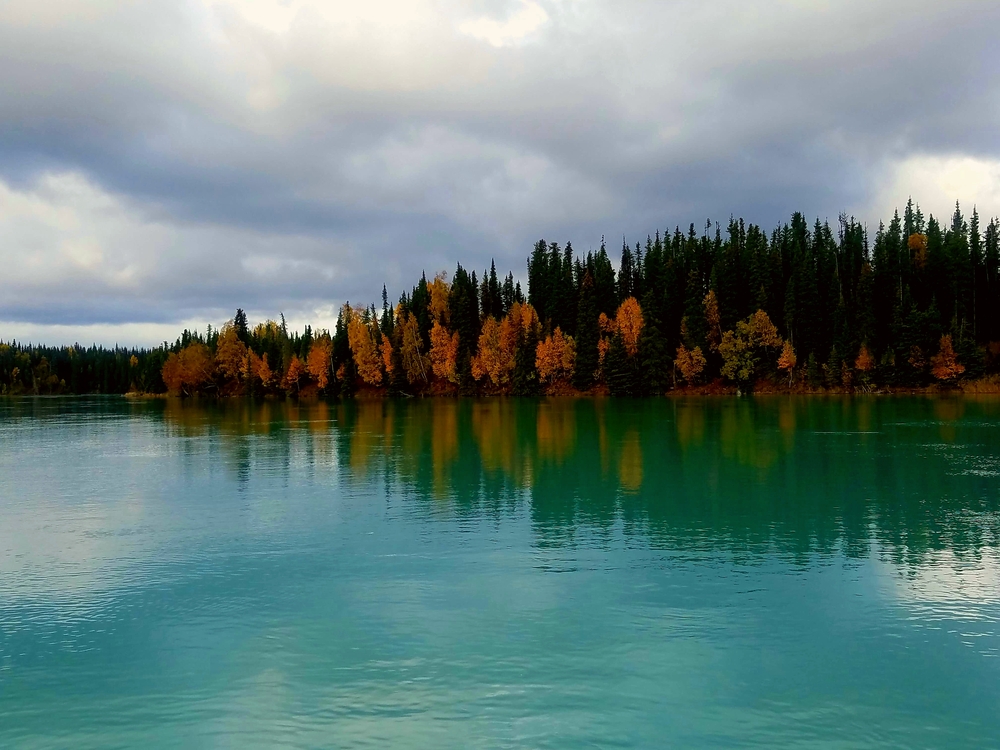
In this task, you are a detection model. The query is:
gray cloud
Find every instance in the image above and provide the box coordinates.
[2,0,1000,343]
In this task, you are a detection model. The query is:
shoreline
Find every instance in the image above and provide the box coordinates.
[105,380,999,400]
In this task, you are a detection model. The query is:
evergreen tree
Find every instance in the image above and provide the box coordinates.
[573,271,599,390]
[501,272,516,313]
[638,290,670,395]
[592,237,618,317]
[604,334,634,396]
[513,326,540,396]
[234,308,249,344]
[618,237,634,302]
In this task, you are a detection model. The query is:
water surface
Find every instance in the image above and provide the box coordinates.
[2,396,999,748]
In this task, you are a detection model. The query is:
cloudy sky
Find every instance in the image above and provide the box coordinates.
[2,0,1000,346]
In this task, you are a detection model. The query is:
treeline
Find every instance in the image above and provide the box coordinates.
[4,200,1000,397]
[0,342,167,396]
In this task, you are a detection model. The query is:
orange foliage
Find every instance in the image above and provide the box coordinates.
[307,336,334,390]
[283,355,307,393]
[598,312,615,334]
[615,297,644,356]
[215,323,247,382]
[429,321,459,382]
[428,272,451,325]
[909,233,928,269]
[161,343,213,395]
[675,344,706,383]
[161,355,182,394]
[854,343,875,373]
[248,351,274,388]
[746,309,781,348]
[346,306,384,386]
[778,340,797,373]
[508,301,541,336]
[381,338,394,375]
[597,337,611,366]
[931,335,965,381]
[535,327,576,383]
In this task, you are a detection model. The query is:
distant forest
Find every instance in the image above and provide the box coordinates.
[4,200,1000,397]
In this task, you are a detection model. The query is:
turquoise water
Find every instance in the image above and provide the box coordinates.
[2,396,999,748]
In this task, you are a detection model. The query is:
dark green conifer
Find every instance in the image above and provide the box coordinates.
[573,271,599,391]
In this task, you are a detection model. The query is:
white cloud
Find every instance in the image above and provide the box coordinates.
[3,0,1000,344]
[0,320,210,348]
[0,172,160,290]
[869,154,1000,225]
[0,171,363,338]
[457,1,548,47]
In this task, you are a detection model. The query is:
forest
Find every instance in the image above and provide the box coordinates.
[3,200,1000,397]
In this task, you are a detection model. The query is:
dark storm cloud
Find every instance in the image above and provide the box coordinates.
[2,0,999,343]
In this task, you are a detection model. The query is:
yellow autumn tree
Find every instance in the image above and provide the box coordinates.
[909,233,928,269]
[615,297,644,356]
[508,301,541,336]
[931,335,965,381]
[675,344,706,384]
[381,338,394,376]
[855,343,875,373]
[472,315,517,386]
[499,310,522,360]
[246,350,274,389]
[161,354,183,395]
[307,335,334,390]
[535,327,575,383]
[718,310,782,385]
[703,290,722,351]
[777,340,797,385]
[161,342,214,396]
[429,321,459,382]
[346,305,383,386]
[428,272,451,325]
[215,323,247,383]
[396,307,429,384]
[283,355,307,394]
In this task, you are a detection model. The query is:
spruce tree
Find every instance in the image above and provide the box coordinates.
[513,326,540,396]
[234,308,249,344]
[638,294,670,395]
[573,271,599,391]
[618,238,634,302]
[605,334,629,396]
[593,237,618,317]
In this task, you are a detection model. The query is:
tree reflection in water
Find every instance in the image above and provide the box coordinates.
[154,396,1000,567]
